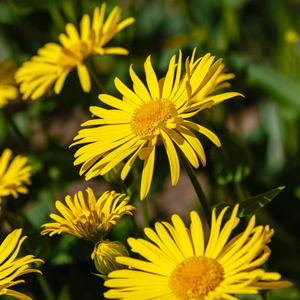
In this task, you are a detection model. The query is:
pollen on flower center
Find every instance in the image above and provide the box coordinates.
[169,256,224,299]
[130,98,175,136]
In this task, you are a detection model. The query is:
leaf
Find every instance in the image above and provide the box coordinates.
[214,186,285,217]
[247,63,300,114]
[91,273,108,280]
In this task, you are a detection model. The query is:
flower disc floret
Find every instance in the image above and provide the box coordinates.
[130,98,175,136]
[169,256,224,299]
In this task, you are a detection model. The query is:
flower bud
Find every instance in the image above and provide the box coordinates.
[102,161,124,184]
[91,239,129,279]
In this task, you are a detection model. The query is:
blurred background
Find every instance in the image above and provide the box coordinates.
[1,0,300,299]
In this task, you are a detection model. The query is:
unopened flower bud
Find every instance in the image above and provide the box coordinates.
[102,162,124,184]
[91,239,129,278]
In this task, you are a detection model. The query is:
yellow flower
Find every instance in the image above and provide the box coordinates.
[0,229,44,300]
[0,149,32,200]
[0,60,18,108]
[72,49,242,200]
[92,239,130,277]
[284,29,299,43]
[104,205,292,300]
[41,188,136,243]
[15,3,135,100]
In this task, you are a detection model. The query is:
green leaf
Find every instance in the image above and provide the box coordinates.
[58,285,71,300]
[214,186,285,217]
[247,63,300,114]
[91,273,108,280]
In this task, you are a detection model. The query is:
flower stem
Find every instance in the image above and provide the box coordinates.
[85,60,107,94]
[3,108,28,149]
[140,198,150,228]
[176,146,212,225]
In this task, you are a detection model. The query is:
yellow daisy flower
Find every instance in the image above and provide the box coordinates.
[72,49,242,200]
[15,3,135,100]
[0,60,18,108]
[41,188,136,243]
[0,149,32,200]
[0,229,44,300]
[104,205,292,300]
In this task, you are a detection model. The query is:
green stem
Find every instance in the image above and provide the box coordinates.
[140,198,150,229]
[49,7,66,32]
[260,290,268,300]
[36,275,56,300]
[85,60,107,94]
[233,181,246,202]
[176,146,212,225]
[3,108,28,149]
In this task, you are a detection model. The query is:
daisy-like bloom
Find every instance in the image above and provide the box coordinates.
[0,229,44,300]
[72,49,242,200]
[104,205,292,300]
[0,149,32,200]
[41,187,136,243]
[0,60,18,108]
[15,3,135,100]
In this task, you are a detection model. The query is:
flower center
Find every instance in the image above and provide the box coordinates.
[169,256,223,299]
[58,42,90,68]
[130,98,175,136]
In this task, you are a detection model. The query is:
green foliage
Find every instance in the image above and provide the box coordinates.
[214,186,285,217]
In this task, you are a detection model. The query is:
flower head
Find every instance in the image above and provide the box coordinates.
[0,229,44,300]
[0,60,18,108]
[104,205,292,300]
[0,149,32,200]
[92,239,130,278]
[72,49,242,199]
[15,3,134,100]
[41,188,136,243]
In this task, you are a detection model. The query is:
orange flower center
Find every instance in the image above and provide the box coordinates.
[130,98,175,136]
[169,256,223,299]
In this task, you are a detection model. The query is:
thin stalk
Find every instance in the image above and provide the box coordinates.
[3,108,28,149]
[49,7,66,32]
[36,276,56,300]
[85,60,107,94]
[233,181,246,202]
[260,290,268,300]
[140,198,150,229]
[176,146,211,225]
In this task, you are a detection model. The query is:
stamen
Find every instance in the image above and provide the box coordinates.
[130,98,175,136]
[169,256,223,299]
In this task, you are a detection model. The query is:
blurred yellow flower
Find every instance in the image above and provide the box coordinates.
[41,188,136,243]
[0,149,32,200]
[0,60,18,108]
[15,3,134,100]
[72,49,242,200]
[0,229,44,300]
[284,29,299,43]
[104,205,292,300]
